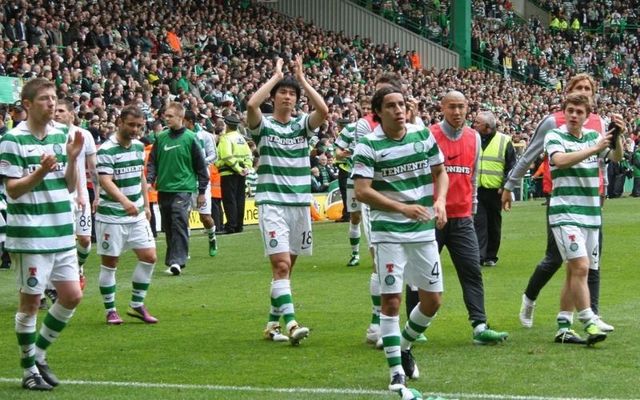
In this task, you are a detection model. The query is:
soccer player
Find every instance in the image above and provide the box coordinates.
[428,90,508,345]
[334,118,363,267]
[543,93,622,345]
[146,102,209,276]
[184,110,218,256]
[54,98,98,287]
[246,55,328,345]
[0,78,84,391]
[353,86,448,392]
[502,73,622,339]
[346,74,404,347]
[95,105,158,325]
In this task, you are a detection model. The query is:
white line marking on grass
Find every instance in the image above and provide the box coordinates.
[0,378,637,400]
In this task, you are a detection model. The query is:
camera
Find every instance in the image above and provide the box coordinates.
[608,121,620,150]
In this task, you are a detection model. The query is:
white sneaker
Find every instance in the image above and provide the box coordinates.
[593,315,614,332]
[375,337,383,349]
[366,325,380,344]
[165,264,181,276]
[519,294,535,328]
[263,325,289,342]
[288,323,310,346]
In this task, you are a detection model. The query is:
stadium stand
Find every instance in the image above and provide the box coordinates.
[0,0,638,146]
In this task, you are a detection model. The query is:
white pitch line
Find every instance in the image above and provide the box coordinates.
[0,377,638,400]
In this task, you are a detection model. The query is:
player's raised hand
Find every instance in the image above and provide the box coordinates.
[274,58,284,79]
[67,130,85,162]
[293,54,304,80]
[596,132,612,152]
[40,153,58,173]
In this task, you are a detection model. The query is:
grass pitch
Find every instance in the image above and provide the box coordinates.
[0,197,638,400]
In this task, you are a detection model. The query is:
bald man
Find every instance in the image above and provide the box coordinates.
[408,91,509,345]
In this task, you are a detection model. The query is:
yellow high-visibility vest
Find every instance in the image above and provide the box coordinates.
[215,129,252,177]
[478,132,510,189]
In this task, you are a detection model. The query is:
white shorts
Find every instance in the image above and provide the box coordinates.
[74,203,92,236]
[13,249,79,295]
[96,219,156,257]
[346,184,361,213]
[192,183,212,215]
[361,203,372,249]
[374,241,443,294]
[551,225,599,270]
[258,204,312,256]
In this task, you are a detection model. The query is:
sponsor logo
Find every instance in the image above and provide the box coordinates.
[266,135,306,146]
[104,233,110,241]
[27,147,37,153]
[269,231,277,239]
[28,267,37,276]
[163,144,180,151]
[386,263,394,273]
[380,160,429,177]
[447,154,460,161]
[429,279,439,285]
[301,244,311,250]
[445,165,471,174]
[380,151,391,158]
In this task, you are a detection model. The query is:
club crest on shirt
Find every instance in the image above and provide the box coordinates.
[413,141,425,153]
[384,275,395,285]
[53,143,63,155]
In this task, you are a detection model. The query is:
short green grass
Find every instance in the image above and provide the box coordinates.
[0,198,638,400]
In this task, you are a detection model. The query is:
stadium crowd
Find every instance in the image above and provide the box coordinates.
[1,0,640,150]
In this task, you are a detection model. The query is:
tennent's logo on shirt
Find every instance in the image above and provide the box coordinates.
[445,165,471,175]
[380,160,429,177]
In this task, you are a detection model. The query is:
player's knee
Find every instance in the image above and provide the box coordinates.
[272,261,291,279]
[78,236,91,248]
[381,295,401,315]
[350,213,361,224]
[59,290,83,309]
[142,254,157,264]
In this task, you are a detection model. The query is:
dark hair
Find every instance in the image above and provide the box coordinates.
[119,105,145,121]
[270,76,301,102]
[184,110,197,123]
[375,73,402,90]
[371,86,404,123]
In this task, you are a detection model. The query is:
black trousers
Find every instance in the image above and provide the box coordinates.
[474,187,502,263]
[338,168,349,221]
[633,177,640,197]
[523,200,602,314]
[221,174,246,233]
[211,197,223,229]
[158,192,191,267]
[406,217,487,324]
